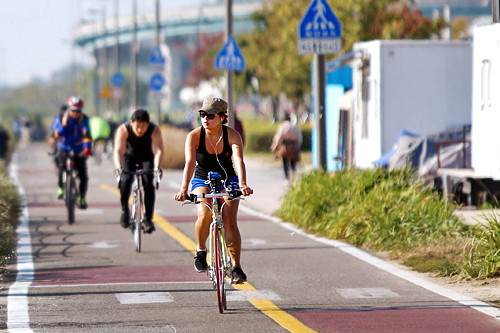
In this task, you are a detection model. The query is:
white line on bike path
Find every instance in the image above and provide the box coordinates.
[239,205,500,321]
[101,182,318,333]
[7,152,34,332]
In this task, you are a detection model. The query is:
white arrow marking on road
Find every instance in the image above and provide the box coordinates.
[115,292,174,304]
[90,241,118,249]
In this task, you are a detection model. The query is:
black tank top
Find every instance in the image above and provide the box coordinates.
[124,121,155,163]
[194,126,236,180]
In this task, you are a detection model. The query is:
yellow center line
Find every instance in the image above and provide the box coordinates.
[100,183,317,333]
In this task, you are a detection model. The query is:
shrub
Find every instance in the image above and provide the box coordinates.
[277,166,469,255]
[0,165,22,284]
[460,216,500,279]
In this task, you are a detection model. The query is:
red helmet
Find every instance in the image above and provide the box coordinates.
[67,96,84,109]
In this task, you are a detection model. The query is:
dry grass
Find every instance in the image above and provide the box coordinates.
[160,126,188,170]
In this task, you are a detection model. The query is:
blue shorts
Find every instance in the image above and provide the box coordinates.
[191,176,240,192]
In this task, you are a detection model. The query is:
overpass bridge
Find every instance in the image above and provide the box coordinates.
[72,1,263,112]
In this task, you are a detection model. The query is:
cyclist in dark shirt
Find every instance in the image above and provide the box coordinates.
[174,97,253,283]
[113,109,164,234]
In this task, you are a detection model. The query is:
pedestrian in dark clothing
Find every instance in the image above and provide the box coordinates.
[0,124,10,159]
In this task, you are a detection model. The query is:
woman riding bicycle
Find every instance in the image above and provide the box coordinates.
[174,97,253,283]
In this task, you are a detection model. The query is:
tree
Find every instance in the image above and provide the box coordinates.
[451,16,471,40]
[369,4,446,40]
[237,0,445,113]
[181,33,224,87]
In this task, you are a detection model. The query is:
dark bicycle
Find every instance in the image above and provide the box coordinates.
[119,168,161,252]
[49,150,81,225]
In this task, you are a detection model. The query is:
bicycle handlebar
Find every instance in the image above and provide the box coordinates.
[116,168,162,189]
[182,189,243,206]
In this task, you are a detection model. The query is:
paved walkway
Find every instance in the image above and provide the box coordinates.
[243,155,312,216]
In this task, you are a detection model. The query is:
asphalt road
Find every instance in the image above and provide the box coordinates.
[1,143,500,332]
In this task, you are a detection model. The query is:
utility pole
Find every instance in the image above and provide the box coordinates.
[93,42,100,116]
[131,0,138,110]
[313,55,327,169]
[113,0,120,119]
[101,5,108,115]
[155,0,161,125]
[225,0,235,128]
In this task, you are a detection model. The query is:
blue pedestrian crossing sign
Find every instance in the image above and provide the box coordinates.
[215,36,245,72]
[150,46,166,68]
[149,73,166,91]
[298,0,342,55]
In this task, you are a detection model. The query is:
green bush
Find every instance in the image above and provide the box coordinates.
[277,167,469,255]
[461,216,500,279]
[0,163,22,284]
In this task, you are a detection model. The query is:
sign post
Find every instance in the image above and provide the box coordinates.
[149,46,166,124]
[493,0,500,22]
[298,0,342,170]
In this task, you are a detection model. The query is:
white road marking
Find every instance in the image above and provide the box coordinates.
[242,204,500,321]
[336,288,400,299]
[227,290,282,302]
[115,292,174,304]
[244,238,267,246]
[7,152,34,332]
[76,208,103,215]
[89,241,118,249]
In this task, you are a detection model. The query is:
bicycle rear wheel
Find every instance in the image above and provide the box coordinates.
[65,172,75,225]
[213,224,226,314]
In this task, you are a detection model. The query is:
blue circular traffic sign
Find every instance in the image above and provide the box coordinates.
[111,72,125,87]
[149,73,166,91]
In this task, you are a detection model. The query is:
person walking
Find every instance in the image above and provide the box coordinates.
[0,122,10,160]
[270,113,303,183]
[113,109,164,234]
[174,97,253,283]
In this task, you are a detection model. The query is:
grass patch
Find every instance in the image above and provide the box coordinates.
[276,166,500,280]
[0,162,22,285]
[160,126,188,170]
[460,216,500,279]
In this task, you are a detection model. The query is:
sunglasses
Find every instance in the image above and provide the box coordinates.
[70,108,81,113]
[199,111,217,120]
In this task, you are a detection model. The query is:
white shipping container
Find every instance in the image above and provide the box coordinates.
[350,40,473,168]
[471,24,500,179]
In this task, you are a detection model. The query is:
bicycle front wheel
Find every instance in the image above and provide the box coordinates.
[65,172,75,225]
[133,191,142,253]
[214,224,226,314]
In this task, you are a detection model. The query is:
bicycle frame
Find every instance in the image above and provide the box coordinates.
[62,151,79,225]
[182,172,242,313]
[208,196,232,313]
[130,172,144,253]
[122,169,160,253]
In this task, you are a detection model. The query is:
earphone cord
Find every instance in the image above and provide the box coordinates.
[207,126,229,183]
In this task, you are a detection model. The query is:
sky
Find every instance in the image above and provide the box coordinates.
[0,0,212,88]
